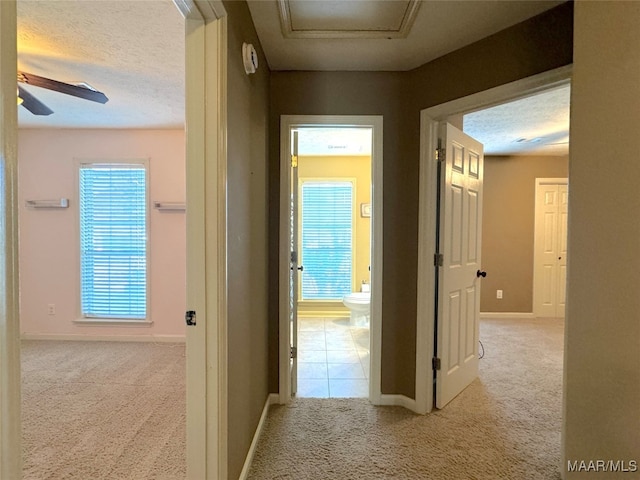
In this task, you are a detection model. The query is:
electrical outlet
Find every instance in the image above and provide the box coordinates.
[47,304,56,315]
[496,290,503,299]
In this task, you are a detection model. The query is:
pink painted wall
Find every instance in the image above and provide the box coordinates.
[18,129,186,339]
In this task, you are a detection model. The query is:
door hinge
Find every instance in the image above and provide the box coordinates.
[290,346,297,359]
[185,310,196,326]
[434,253,444,267]
[435,147,446,162]
[432,357,441,371]
[291,155,298,168]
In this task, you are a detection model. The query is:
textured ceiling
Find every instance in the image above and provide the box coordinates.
[17,0,185,129]
[15,0,569,156]
[464,84,571,156]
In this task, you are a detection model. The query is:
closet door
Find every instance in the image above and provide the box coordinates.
[533,179,568,318]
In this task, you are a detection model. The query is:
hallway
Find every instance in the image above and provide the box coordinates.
[249,317,564,479]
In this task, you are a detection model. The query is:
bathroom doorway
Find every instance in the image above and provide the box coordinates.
[295,128,372,397]
[279,116,383,404]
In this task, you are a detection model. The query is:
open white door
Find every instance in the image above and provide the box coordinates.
[289,130,300,395]
[435,123,484,409]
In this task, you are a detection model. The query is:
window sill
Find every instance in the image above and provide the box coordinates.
[74,318,153,327]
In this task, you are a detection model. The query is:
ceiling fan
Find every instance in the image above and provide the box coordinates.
[17,71,109,116]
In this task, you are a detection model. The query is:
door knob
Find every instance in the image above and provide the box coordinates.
[476,270,487,278]
[297,266,304,271]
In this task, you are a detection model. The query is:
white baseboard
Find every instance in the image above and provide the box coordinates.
[20,333,186,343]
[378,394,418,413]
[239,393,279,480]
[480,312,535,319]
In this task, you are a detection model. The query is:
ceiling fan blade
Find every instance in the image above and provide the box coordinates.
[18,71,109,104]
[18,86,53,116]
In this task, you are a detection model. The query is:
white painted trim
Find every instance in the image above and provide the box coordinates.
[416,66,572,414]
[184,5,228,479]
[378,394,418,412]
[479,312,535,319]
[279,115,383,406]
[238,393,279,480]
[424,65,573,120]
[173,0,226,20]
[21,333,186,343]
[0,2,21,477]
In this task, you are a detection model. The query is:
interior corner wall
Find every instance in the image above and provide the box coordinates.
[268,2,573,399]
[223,1,271,479]
[481,155,568,313]
[563,2,640,478]
[18,129,186,339]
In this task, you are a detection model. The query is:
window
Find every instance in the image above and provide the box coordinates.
[300,181,353,300]
[79,162,148,319]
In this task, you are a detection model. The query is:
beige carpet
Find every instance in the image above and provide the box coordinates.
[21,340,186,479]
[248,318,565,480]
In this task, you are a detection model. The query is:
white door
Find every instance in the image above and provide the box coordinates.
[435,123,484,409]
[289,131,300,395]
[533,179,568,318]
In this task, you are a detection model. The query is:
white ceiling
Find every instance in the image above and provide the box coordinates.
[16,0,569,156]
[17,0,185,129]
[464,84,570,156]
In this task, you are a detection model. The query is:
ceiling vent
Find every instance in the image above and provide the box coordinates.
[277,0,421,39]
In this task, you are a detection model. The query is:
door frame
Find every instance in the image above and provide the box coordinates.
[175,1,228,478]
[0,1,21,478]
[279,115,383,404]
[533,177,569,318]
[416,65,572,414]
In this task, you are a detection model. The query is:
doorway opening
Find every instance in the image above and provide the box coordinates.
[294,127,372,398]
[416,65,572,414]
[279,115,383,405]
[463,84,570,320]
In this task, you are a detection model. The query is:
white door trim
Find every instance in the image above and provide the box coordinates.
[416,65,572,414]
[0,1,21,478]
[179,1,228,478]
[533,177,568,318]
[279,115,383,405]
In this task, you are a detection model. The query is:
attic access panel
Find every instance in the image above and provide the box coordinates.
[278,0,421,39]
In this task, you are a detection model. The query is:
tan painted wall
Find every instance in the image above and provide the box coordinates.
[481,155,568,313]
[297,154,371,315]
[269,2,574,397]
[563,3,640,478]
[224,1,270,478]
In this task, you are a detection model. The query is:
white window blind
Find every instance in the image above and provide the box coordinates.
[79,163,147,319]
[300,181,353,300]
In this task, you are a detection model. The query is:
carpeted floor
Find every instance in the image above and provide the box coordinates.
[21,340,186,480]
[247,317,565,480]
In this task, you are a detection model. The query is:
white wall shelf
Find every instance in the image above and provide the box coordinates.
[153,201,186,212]
[25,198,69,209]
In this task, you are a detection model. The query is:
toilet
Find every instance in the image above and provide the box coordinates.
[342,292,370,326]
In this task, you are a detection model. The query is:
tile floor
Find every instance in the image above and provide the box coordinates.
[296,317,370,398]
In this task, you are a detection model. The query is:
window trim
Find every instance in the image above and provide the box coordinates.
[298,177,357,302]
[75,158,151,324]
